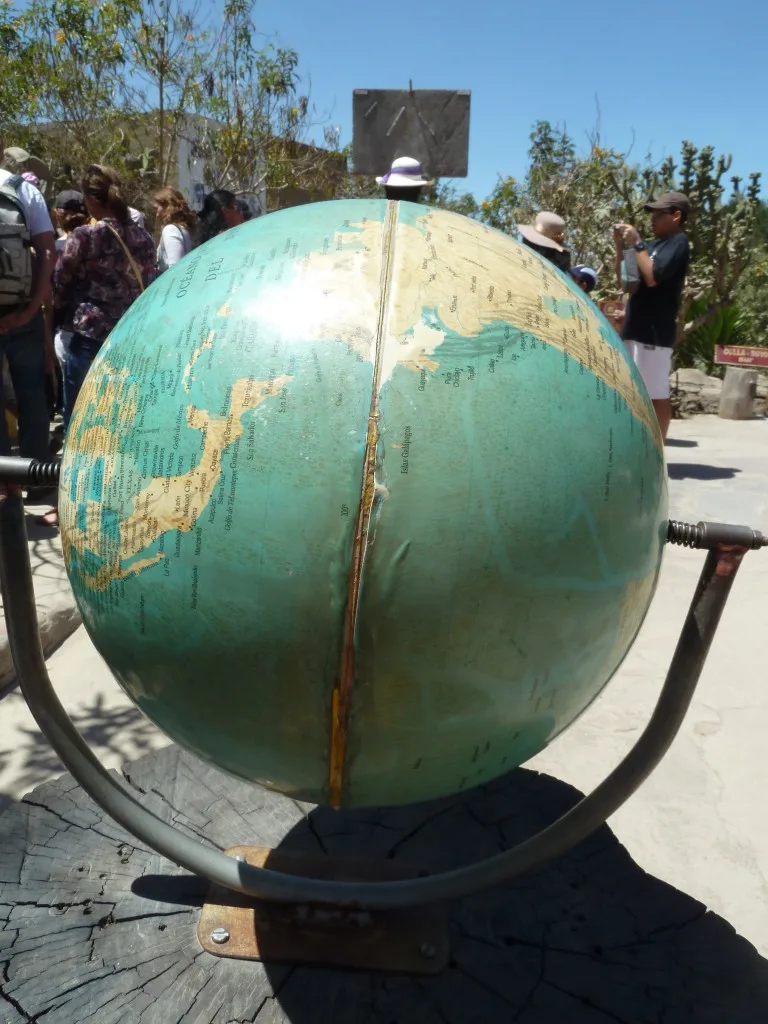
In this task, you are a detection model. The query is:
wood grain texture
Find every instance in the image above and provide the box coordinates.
[1,745,767,1023]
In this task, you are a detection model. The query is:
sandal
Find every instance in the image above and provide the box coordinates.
[36,508,59,528]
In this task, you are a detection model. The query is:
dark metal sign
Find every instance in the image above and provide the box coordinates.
[352,89,471,178]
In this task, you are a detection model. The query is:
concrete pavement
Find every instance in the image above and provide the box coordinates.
[0,413,766,959]
[0,499,81,692]
[529,414,768,956]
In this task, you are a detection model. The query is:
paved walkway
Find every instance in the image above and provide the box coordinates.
[0,413,766,962]
[0,499,81,692]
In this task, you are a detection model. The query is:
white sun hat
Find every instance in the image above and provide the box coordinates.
[376,155,433,188]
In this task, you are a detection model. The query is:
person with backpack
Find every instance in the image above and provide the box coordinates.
[0,137,57,466]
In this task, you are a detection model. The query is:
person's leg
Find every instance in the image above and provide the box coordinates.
[0,351,10,457]
[54,330,71,424]
[63,333,100,434]
[627,342,673,442]
[652,398,672,442]
[4,312,51,461]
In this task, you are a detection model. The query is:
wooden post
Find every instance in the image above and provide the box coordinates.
[719,366,758,420]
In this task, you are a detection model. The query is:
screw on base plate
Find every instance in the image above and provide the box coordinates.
[211,927,230,944]
[419,942,436,959]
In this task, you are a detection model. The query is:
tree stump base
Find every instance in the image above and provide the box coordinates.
[1,745,767,1022]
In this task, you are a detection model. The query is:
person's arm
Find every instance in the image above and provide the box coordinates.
[618,225,655,287]
[161,224,188,269]
[612,226,624,290]
[53,229,88,319]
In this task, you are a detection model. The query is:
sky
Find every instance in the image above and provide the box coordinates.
[243,0,768,201]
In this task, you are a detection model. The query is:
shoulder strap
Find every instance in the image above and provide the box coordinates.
[105,222,144,293]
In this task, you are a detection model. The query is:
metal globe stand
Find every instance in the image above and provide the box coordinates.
[0,454,765,975]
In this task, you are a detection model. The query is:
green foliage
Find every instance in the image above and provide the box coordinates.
[1,0,332,210]
[425,181,479,217]
[673,296,751,373]
[477,122,763,346]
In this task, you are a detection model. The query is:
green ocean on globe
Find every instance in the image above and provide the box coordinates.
[59,198,667,808]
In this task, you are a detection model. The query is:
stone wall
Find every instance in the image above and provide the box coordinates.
[670,368,768,419]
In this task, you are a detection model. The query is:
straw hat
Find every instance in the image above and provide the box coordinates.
[518,211,567,252]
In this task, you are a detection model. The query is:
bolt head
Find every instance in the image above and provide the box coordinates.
[419,942,436,959]
[211,927,230,944]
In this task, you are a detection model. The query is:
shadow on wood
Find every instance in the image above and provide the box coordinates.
[0,745,766,1022]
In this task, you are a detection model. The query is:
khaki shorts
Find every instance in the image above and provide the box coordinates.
[625,341,672,400]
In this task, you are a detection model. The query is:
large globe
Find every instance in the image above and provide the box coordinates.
[59,198,667,808]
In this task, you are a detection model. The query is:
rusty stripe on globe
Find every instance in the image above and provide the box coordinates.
[328,200,399,807]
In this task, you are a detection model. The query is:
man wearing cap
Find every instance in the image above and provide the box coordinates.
[377,156,433,203]
[518,212,571,273]
[615,191,691,442]
[0,137,56,464]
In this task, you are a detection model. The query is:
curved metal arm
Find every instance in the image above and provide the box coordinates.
[0,488,749,909]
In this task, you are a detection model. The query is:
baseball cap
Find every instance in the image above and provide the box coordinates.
[571,265,598,292]
[644,191,691,215]
[54,189,86,212]
[518,212,567,252]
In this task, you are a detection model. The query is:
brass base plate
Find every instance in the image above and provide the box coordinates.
[197,845,449,975]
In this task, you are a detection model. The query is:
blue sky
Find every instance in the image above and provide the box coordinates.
[246,0,767,201]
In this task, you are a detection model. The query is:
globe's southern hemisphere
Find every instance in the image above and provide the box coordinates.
[59,198,667,808]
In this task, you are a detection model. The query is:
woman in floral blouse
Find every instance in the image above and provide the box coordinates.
[54,165,155,432]
[43,166,154,527]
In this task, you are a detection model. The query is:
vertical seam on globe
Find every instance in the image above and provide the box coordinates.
[328,199,399,807]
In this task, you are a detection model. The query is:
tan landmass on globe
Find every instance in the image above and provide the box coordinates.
[183,329,215,392]
[61,369,290,591]
[279,210,656,440]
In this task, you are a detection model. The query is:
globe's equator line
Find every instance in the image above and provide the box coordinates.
[328,199,400,807]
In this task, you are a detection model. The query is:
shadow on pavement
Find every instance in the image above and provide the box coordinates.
[23,511,59,543]
[667,463,741,481]
[665,437,698,448]
[0,692,159,805]
[132,765,768,1023]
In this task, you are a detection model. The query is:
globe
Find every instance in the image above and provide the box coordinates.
[59,198,667,809]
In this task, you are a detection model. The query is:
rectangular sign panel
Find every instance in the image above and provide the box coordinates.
[352,89,471,178]
[715,345,768,368]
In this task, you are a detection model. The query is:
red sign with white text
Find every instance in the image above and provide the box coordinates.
[715,345,768,368]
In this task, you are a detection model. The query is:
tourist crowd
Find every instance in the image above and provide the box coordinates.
[0,143,689,530]
[0,138,251,524]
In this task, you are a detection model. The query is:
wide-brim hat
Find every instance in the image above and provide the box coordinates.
[2,146,51,182]
[376,156,433,188]
[518,211,567,252]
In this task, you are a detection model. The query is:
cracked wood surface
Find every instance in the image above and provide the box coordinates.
[1,745,767,1023]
